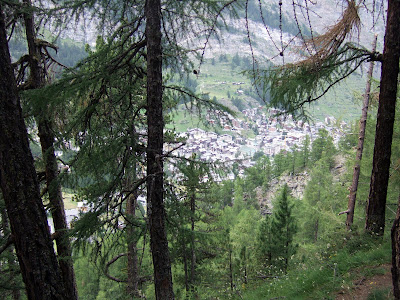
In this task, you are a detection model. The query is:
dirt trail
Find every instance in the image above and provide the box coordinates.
[335,264,393,300]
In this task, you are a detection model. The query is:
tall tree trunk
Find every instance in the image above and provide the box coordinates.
[182,234,189,294]
[190,191,196,294]
[37,121,78,300]
[22,1,78,298]
[0,4,67,299]
[229,240,233,291]
[145,0,174,299]
[391,193,400,299]
[346,34,377,229]
[1,203,21,300]
[365,0,400,235]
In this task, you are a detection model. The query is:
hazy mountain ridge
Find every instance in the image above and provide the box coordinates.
[203,0,386,64]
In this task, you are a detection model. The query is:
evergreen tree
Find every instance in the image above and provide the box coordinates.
[310,128,336,168]
[169,157,213,298]
[22,0,78,296]
[256,214,273,269]
[0,3,67,298]
[230,208,261,285]
[366,0,400,236]
[145,1,175,297]
[300,158,334,243]
[269,184,297,273]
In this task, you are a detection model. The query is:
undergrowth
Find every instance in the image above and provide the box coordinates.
[237,232,391,300]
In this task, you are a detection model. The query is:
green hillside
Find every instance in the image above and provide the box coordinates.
[170,55,366,134]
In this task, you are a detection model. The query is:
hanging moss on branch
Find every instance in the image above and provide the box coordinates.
[249,0,382,120]
[258,43,380,119]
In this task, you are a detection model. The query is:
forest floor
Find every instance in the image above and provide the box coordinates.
[335,263,393,300]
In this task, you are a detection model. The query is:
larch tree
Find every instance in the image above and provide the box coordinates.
[146,0,174,298]
[365,0,400,235]
[270,184,297,273]
[0,2,67,299]
[248,0,398,236]
[38,0,238,298]
[345,34,377,229]
[21,1,78,297]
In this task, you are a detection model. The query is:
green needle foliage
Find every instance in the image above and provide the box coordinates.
[269,184,297,273]
[255,43,375,120]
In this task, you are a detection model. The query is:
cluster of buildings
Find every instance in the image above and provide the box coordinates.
[173,107,347,166]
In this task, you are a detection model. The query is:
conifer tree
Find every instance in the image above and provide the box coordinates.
[301,158,334,243]
[365,0,400,236]
[310,128,336,168]
[22,1,78,297]
[247,0,397,237]
[256,214,272,269]
[0,3,67,298]
[345,34,377,229]
[269,184,297,273]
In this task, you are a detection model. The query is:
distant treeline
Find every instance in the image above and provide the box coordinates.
[9,37,87,68]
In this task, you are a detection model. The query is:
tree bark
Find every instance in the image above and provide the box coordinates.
[346,34,377,229]
[391,193,400,299]
[1,203,21,300]
[229,240,233,291]
[22,1,78,298]
[145,0,175,299]
[190,191,196,294]
[0,4,67,299]
[365,0,400,235]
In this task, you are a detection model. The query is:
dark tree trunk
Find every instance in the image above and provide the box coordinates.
[23,1,78,298]
[346,34,377,229]
[0,4,67,299]
[37,120,78,300]
[182,235,189,293]
[365,0,400,235]
[145,0,174,299]
[190,192,196,294]
[229,242,233,291]
[1,204,21,300]
[391,194,400,299]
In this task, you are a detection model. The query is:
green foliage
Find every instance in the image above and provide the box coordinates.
[299,158,336,243]
[243,233,391,300]
[230,208,261,283]
[231,97,245,111]
[254,43,373,119]
[256,215,272,267]
[310,128,336,168]
[269,185,297,272]
[272,151,291,177]
[367,287,392,300]
[242,155,272,205]
[74,254,101,300]
[339,120,359,152]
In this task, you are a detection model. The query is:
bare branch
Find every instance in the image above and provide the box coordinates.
[104,253,128,283]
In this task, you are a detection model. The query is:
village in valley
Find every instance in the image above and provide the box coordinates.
[171,106,348,176]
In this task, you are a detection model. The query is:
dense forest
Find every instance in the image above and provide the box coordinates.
[0,0,399,299]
